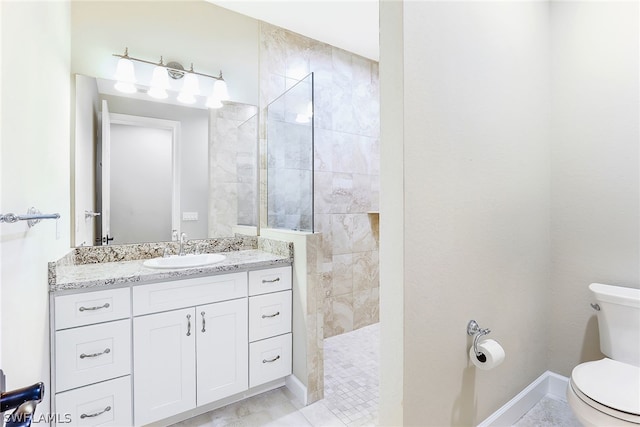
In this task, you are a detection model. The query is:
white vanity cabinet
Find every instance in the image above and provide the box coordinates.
[53,288,133,427]
[51,265,292,427]
[133,299,248,426]
[247,266,293,388]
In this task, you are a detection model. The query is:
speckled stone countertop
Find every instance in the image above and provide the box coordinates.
[49,236,293,293]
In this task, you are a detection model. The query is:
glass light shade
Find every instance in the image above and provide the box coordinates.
[206,96,223,109]
[183,73,199,94]
[148,65,170,99]
[114,57,136,84]
[212,79,229,101]
[178,73,199,104]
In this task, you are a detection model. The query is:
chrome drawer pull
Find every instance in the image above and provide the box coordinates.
[187,314,192,336]
[80,405,111,419]
[201,311,206,333]
[262,277,280,284]
[79,348,111,359]
[263,355,281,363]
[262,311,280,319]
[79,303,110,312]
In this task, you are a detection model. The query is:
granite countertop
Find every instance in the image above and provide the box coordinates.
[49,237,293,293]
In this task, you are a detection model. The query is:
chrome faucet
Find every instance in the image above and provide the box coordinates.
[179,232,187,256]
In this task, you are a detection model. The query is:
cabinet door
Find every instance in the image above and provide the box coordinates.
[133,308,195,426]
[196,299,248,406]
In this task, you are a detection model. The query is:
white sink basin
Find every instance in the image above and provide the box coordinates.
[143,253,226,269]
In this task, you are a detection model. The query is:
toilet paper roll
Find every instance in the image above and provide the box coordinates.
[469,339,505,370]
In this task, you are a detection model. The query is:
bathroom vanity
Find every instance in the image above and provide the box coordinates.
[48,237,293,426]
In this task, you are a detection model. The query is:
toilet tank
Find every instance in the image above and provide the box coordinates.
[589,283,640,367]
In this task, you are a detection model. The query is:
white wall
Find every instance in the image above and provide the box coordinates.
[0,0,70,414]
[549,1,640,376]
[381,1,551,424]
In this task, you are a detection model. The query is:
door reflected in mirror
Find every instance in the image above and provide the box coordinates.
[73,74,258,247]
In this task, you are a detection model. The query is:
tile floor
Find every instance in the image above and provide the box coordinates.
[512,395,582,427]
[171,323,579,427]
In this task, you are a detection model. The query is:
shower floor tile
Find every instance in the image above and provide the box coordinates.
[322,323,380,426]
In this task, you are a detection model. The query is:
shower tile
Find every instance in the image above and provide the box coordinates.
[324,294,354,338]
[331,214,354,255]
[314,128,333,172]
[353,289,379,330]
[349,174,372,213]
[314,171,333,214]
[332,173,354,214]
[332,132,357,174]
[353,251,379,293]
[351,214,377,252]
[332,253,354,296]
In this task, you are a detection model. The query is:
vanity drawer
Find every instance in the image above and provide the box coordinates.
[249,290,292,342]
[55,375,131,427]
[55,288,130,330]
[55,319,131,392]
[249,333,292,388]
[248,266,292,296]
[133,272,247,315]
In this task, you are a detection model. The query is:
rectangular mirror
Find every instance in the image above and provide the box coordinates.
[73,75,258,247]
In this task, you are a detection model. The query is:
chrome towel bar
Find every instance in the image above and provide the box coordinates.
[0,207,60,228]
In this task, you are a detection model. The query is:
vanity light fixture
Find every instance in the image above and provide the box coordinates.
[112,48,230,107]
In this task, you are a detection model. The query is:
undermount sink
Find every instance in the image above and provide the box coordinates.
[143,253,226,269]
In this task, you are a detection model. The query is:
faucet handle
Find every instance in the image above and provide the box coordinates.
[162,247,171,258]
[180,232,187,241]
[171,230,179,241]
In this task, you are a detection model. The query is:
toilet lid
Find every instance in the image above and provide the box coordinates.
[572,358,640,416]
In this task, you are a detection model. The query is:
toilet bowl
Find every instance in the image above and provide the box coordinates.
[567,283,640,426]
[567,358,640,426]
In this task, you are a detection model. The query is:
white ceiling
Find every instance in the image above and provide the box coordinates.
[206,0,379,61]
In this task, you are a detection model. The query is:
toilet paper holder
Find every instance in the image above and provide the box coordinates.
[467,320,491,357]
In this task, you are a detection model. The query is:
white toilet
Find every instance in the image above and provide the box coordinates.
[567,283,640,426]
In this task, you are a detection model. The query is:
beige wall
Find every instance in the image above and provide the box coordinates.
[0,0,71,415]
[381,1,551,425]
[380,1,639,424]
[548,1,640,376]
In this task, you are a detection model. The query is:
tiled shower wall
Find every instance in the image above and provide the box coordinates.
[259,23,380,338]
[209,102,258,237]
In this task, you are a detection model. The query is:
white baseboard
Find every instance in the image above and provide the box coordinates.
[477,371,569,427]
[285,374,308,406]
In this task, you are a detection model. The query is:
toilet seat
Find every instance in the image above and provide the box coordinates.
[570,358,640,424]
